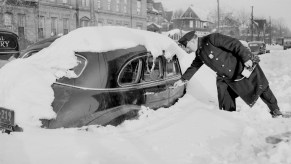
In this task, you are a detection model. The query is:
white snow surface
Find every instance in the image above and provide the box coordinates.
[1,28,291,164]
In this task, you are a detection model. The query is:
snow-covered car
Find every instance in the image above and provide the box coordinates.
[0,27,186,131]
[248,41,270,55]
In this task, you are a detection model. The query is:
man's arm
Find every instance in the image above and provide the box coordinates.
[181,53,204,81]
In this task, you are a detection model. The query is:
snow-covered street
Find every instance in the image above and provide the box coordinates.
[1,45,291,164]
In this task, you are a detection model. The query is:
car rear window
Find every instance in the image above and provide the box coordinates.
[71,55,87,77]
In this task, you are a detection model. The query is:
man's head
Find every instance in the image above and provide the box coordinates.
[178,31,198,52]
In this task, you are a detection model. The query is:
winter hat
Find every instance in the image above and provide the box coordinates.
[178,31,196,47]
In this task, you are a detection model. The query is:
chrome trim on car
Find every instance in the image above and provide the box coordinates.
[21,50,39,58]
[54,75,181,91]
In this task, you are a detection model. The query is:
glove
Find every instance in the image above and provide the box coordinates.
[244,60,253,68]
[173,79,186,88]
[251,54,260,63]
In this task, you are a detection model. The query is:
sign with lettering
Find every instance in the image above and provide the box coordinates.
[0,33,18,50]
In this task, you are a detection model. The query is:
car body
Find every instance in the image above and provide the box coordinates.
[17,33,186,129]
[283,37,291,50]
[248,41,270,55]
[0,29,20,63]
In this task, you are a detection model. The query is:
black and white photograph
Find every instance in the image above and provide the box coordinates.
[1,0,291,163]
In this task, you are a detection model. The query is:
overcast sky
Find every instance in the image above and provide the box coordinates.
[157,0,291,28]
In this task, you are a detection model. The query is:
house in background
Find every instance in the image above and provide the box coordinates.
[219,13,240,39]
[172,5,213,37]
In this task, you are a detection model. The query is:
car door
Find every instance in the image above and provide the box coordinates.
[166,56,186,104]
[141,54,169,109]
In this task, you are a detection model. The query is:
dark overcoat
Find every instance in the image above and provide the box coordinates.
[181,33,269,108]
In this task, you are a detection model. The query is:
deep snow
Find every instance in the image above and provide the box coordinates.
[1,27,291,164]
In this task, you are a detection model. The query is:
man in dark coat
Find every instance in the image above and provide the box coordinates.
[174,31,283,118]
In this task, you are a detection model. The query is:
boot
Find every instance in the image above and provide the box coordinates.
[270,109,283,118]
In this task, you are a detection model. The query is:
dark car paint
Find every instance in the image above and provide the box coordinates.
[248,41,268,55]
[0,29,20,59]
[22,38,186,129]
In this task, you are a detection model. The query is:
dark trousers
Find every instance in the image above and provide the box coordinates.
[221,85,279,112]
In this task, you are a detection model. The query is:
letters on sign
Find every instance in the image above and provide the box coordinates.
[0,36,10,48]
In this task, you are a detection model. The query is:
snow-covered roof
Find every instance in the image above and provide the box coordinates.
[147,22,162,28]
[189,5,209,21]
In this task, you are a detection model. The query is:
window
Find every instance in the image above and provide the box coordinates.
[38,16,45,38]
[189,20,193,28]
[63,18,69,34]
[62,0,68,3]
[116,0,120,12]
[97,0,101,9]
[57,54,88,85]
[107,0,111,10]
[98,19,104,26]
[116,20,122,26]
[124,0,127,13]
[71,55,87,77]
[107,19,113,25]
[18,14,25,38]
[166,56,180,77]
[80,17,90,27]
[81,20,89,27]
[123,21,129,27]
[137,0,141,15]
[4,13,12,29]
[136,22,143,29]
[51,17,57,36]
[142,55,163,82]
[119,58,142,85]
[81,0,89,7]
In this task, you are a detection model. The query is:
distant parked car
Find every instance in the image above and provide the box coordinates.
[0,28,20,67]
[239,40,251,51]
[283,37,291,50]
[248,41,270,55]
[3,28,186,131]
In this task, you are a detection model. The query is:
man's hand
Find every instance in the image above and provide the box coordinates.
[173,79,186,88]
[244,59,253,68]
[251,54,260,63]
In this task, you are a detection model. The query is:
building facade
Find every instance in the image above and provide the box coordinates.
[146,0,170,32]
[0,0,147,49]
[172,6,213,37]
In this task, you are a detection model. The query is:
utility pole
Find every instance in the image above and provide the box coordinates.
[269,17,272,44]
[217,0,220,32]
[251,6,254,41]
[90,0,96,26]
[130,0,133,28]
[76,0,80,28]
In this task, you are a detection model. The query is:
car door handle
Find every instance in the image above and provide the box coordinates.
[145,92,154,95]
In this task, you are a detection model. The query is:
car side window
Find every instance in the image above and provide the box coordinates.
[166,56,180,77]
[119,58,142,85]
[71,55,87,77]
[142,55,163,82]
